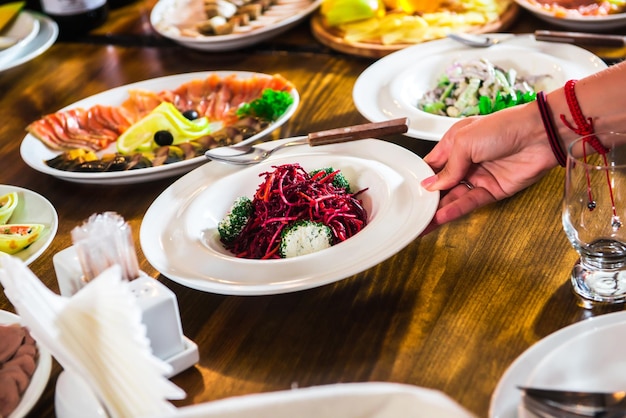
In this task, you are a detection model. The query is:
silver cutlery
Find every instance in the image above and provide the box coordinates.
[534,30,626,48]
[446,33,515,48]
[448,31,626,50]
[204,117,409,165]
[519,387,626,418]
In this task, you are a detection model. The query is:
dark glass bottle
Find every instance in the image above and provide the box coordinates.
[39,0,109,39]
[108,0,135,9]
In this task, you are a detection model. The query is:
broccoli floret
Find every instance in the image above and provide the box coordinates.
[279,220,332,258]
[309,167,352,192]
[218,196,253,243]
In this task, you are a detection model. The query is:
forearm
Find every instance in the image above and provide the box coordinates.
[544,61,626,152]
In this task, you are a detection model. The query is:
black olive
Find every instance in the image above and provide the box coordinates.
[154,130,174,146]
[182,110,199,120]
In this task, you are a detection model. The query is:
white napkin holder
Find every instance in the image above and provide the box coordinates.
[53,246,198,377]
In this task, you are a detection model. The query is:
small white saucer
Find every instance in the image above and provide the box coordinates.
[0,11,40,65]
[55,338,198,418]
[0,11,58,73]
[55,371,108,418]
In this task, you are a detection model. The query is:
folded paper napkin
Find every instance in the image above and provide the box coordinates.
[0,254,185,418]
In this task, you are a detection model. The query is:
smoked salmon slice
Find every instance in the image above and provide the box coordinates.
[26,73,295,152]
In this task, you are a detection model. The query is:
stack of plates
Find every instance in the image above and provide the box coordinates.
[0,9,58,72]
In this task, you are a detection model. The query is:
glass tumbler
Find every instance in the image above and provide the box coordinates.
[563,132,626,307]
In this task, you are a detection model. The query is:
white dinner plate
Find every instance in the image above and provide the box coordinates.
[0,309,52,418]
[0,11,57,73]
[527,320,626,390]
[150,0,322,51]
[0,11,40,65]
[514,0,626,30]
[353,34,607,142]
[0,185,58,265]
[20,71,299,185]
[140,138,439,295]
[489,310,626,418]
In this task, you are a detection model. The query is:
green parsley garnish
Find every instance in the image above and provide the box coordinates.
[236,89,294,121]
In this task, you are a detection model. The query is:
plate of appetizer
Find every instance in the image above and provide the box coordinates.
[20,71,299,185]
[150,0,323,51]
[0,309,52,418]
[0,185,57,265]
[311,0,519,58]
[514,0,626,30]
[352,34,607,141]
[140,138,438,295]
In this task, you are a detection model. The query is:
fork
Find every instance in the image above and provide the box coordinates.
[204,117,409,165]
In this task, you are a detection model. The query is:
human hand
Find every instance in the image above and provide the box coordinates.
[419,104,559,235]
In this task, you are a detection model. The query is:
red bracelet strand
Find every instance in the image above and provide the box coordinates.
[537,91,566,167]
[560,79,608,154]
[560,79,616,218]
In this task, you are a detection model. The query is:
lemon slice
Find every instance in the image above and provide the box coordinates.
[321,0,382,26]
[153,102,210,133]
[0,192,18,225]
[0,1,25,32]
[116,102,212,155]
[0,224,44,254]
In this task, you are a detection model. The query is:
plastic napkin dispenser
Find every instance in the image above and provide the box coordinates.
[53,246,198,377]
[128,275,185,361]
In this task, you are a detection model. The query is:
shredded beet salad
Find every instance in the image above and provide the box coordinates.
[222,163,368,259]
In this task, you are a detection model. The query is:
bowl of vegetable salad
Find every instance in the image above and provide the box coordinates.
[415,58,551,118]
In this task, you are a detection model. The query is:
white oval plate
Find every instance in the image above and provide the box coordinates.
[489,310,626,418]
[168,382,473,418]
[353,34,607,142]
[140,138,439,295]
[514,0,626,30]
[0,12,57,73]
[20,71,299,185]
[0,11,40,65]
[150,0,322,51]
[0,185,58,265]
[0,309,52,418]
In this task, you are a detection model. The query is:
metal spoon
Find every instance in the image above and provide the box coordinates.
[204,118,409,165]
[447,33,514,48]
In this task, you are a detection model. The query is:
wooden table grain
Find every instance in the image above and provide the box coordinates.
[1,2,625,417]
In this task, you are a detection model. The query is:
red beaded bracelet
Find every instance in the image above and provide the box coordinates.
[536,91,566,166]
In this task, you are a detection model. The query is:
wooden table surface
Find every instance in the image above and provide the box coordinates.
[1,2,625,417]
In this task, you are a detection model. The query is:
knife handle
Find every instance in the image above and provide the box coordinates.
[535,30,625,47]
[307,117,409,146]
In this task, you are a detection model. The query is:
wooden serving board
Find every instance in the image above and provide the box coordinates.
[310,2,520,59]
